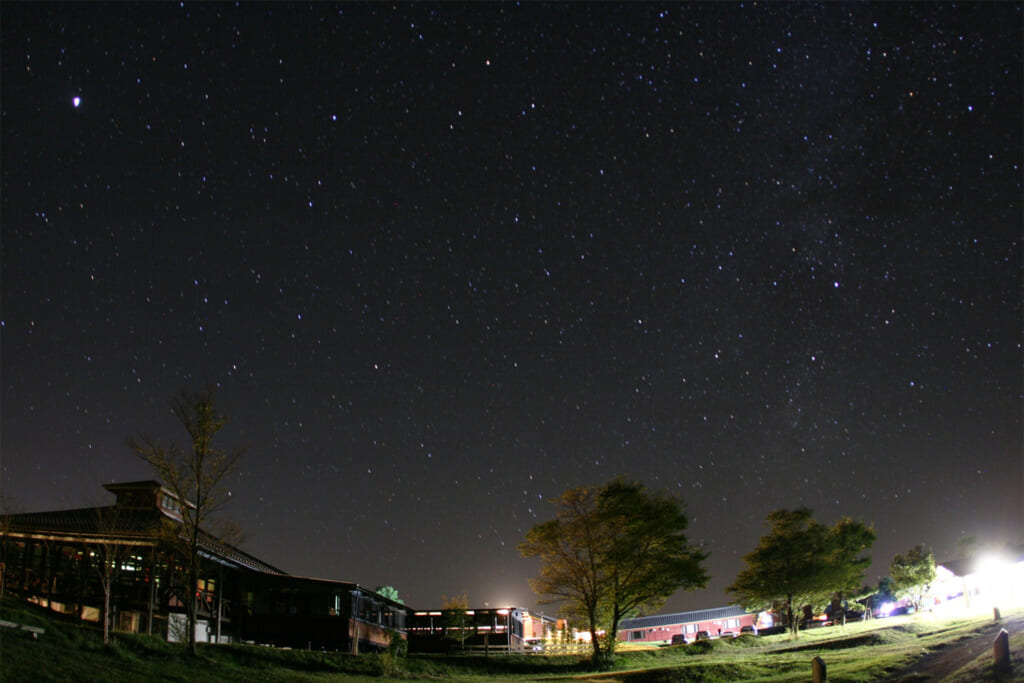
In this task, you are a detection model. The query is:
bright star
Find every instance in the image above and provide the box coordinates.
[72,96,81,108]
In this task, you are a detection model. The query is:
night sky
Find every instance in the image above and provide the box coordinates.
[2,3,1021,614]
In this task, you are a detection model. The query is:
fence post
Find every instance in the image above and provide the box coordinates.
[812,655,827,682]
[994,629,1010,671]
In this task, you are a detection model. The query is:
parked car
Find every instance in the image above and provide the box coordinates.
[740,625,758,635]
[670,634,690,646]
[695,630,713,641]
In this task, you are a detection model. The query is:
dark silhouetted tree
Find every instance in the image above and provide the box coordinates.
[727,508,875,637]
[519,479,707,665]
[956,535,980,560]
[441,592,473,647]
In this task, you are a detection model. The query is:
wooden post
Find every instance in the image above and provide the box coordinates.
[350,591,360,654]
[993,606,1001,621]
[42,540,52,609]
[215,563,223,643]
[812,656,827,682]
[994,629,1010,670]
[147,547,156,636]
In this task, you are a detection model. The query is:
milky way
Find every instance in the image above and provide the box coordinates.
[2,3,1020,612]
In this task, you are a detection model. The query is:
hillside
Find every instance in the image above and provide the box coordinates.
[1,598,1020,682]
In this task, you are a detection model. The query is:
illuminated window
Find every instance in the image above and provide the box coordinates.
[160,495,182,517]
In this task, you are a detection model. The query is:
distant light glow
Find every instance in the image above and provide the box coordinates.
[72,96,81,107]
[974,554,1024,607]
[977,554,1007,576]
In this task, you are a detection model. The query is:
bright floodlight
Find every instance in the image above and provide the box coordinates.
[974,553,1024,608]
[977,553,1007,575]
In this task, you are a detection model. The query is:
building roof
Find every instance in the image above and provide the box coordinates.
[5,505,167,538]
[3,499,285,576]
[938,543,1024,578]
[619,605,750,631]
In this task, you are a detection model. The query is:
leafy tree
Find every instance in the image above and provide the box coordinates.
[829,582,876,625]
[726,508,875,637]
[385,627,408,657]
[441,592,473,647]
[375,585,403,604]
[889,545,936,612]
[519,479,708,665]
[848,584,880,620]
[874,576,896,612]
[127,386,243,656]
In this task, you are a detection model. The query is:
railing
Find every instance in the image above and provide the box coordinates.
[525,640,592,656]
[452,640,592,656]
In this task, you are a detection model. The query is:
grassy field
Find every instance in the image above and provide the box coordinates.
[1,597,1021,682]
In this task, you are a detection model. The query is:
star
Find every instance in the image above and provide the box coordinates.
[2,1,1019,615]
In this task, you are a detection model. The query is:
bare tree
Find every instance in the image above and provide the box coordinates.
[91,506,127,645]
[127,386,243,655]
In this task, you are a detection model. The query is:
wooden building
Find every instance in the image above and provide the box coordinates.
[617,605,758,645]
[407,606,565,653]
[0,481,406,651]
[931,545,1024,614]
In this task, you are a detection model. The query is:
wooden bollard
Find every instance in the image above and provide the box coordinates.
[994,629,1010,671]
[993,606,1001,621]
[812,655,827,682]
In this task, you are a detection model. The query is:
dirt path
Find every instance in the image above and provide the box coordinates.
[886,612,1024,682]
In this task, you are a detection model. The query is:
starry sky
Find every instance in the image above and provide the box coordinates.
[2,3,1021,614]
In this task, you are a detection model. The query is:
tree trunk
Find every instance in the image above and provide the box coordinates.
[589,627,602,665]
[1,535,6,601]
[103,585,111,645]
[188,533,199,656]
[147,548,156,635]
[42,542,52,609]
[213,562,223,644]
[606,613,621,660]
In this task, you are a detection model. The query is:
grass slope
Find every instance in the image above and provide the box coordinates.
[2,598,1021,682]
